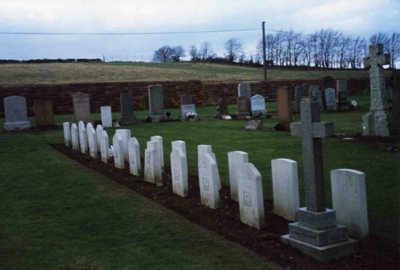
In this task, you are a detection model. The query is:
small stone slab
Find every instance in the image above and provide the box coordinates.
[100,130,109,163]
[87,125,98,159]
[34,99,55,127]
[271,158,300,221]
[128,137,141,176]
[199,153,220,209]
[63,122,71,146]
[116,129,131,162]
[238,163,265,229]
[145,141,162,186]
[245,120,263,130]
[71,123,79,151]
[228,151,249,202]
[288,222,348,246]
[324,88,337,111]
[119,93,137,124]
[73,92,91,124]
[171,147,188,197]
[112,133,124,169]
[101,106,112,128]
[3,95,30,130]
[331,169,369,240]
[251,94,266,117]
[78,121,88,154]
[96,125,104,152]
[151,136,164,172]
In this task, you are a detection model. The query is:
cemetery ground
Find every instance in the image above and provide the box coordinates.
[1,93,399,269]
[0,62,378,85]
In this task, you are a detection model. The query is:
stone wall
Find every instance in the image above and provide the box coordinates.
[0,78,368,117]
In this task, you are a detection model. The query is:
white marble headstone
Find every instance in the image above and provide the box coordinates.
[101,106,112,128]
[71,123,80,151]
[113,133,125,169]
[198,145,221,189]
[238,163,265,229]
[63,122,71,147]
[78,121,88,154]
[151,136,164,172]
[128,137,141,176]
[199,153,220,209]
[116,129,131,162]
[100,130,109,163]
[87,125,98,159]
[172,140,186,155]
[96,125,104,152]
[145,141,162,186]
[228,151,249,202]
[171,147,188,197]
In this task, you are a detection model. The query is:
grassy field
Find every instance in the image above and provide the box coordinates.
[0,92,399,268]
[0,61,373,85]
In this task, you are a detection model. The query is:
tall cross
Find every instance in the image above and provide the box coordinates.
[363,44,391,112]
[290,100,334,212]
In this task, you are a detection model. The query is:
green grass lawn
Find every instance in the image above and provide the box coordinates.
[0,61,375,85]
[1,92,399,268]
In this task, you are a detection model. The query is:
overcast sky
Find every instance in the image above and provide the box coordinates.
[0,0,399,61]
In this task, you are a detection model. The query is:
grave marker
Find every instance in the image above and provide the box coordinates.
[96,125,104,152]
[171,147,188,197]
[151,136,164,172]
[228,151,248,202]
[73,92,90,124]
[276,86,292,125]
[113,133,124,169]
[237,96,250,118]
[119,93,137,124]
[172,140,186,155]
[144,141,162,186]
[294,85,305,113]
[244,120,263,130]
[324,88,337,111]
[78,121,88,154]
[198,145,221,189]
[63,122,71,146]
[238,163,265,229]
[34,99,55,127]
[181,104,196,121]
[3,96,31,131]
[148,84,165,122]
[116,129,131,162]
[251,94,266,118]
[71,123,79,151]
[218,98,229,117]
[128,137,141,176]
[100,130,110,163]
[101,106,112,128]
[87,125,98,159]
[199,153,220,209]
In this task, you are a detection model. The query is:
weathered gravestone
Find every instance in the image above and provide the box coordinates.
[238,163,265,229]
[71,123,79,151]
[237,96,250,118]
[251,94,266,118]
[116,129,131,162]
[151,136,164,172]
[34,99,55,127]
[244,120,263,130]
[63,122,71,147]
[171,147,188,198]
[228,151,249,202]
[324,88,337,111]
[148,84,165,122]
[309,85,323,111]
[100,130,109,163]
[181,94,196,121]
[101,106,112,128]
[336,79,347,97]
[145,141,162,186]
[276,86,292,126]
[362,44,391,136]
[199,153,220,209]
[281,99,358,262]
[128,137,141,176]
[271,158,299,221]
[198,145,221,190]
[119,93,137,124]
[96,125,104,152]
[3,96,31,131]
[331,169,369,240]
[73,92,90,124]
[337,79,349,111]
[294,85,305,113]
[238,82,251,113]
[87,125,98,159]
[113,133,124,169]
[78,121,88,154]
[217,98,229,118]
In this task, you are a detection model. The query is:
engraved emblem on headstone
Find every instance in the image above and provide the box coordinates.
[244,191,252,207]
[174,169,180,181]
[203,178,210,191]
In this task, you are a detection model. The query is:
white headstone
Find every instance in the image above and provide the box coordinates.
[238,163,265,229]
[100,130,109,163]
[116,129,131,162]
[151,136,164,172]
[331,169,369,240]
[172,140,186,155]
[78,121,88,154]
[199,153,220,209]
[271,158,300,221]
[63,122,71,147]
[198,145,221,189]
[96,125,104,152]
[171,147,188,197]
[228,151,249,202]
[128,137,141,176]
[87,126,98,159]
[101,106,112,128]
[250,94,266,115]
[145,141,162,186]
[71,123,79,151]
[113,133,125,169]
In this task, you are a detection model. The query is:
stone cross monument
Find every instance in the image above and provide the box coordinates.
[362,44,391,136]
[281,99,358,263]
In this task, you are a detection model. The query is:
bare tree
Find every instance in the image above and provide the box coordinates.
[189,45,199,61]
[224,37,243,63]
[337,34,352,68]
[199,41,215,61]
[152,46,174,62]
[171,45,186,62]
[387,32,400,68]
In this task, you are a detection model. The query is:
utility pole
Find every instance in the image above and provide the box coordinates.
[262,21,267,80]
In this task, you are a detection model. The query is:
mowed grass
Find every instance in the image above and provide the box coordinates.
[0,61,373,85]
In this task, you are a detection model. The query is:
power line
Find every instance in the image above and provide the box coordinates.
[0,28,260,36]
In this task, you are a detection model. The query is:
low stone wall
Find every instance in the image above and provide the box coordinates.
[0,78,369,117]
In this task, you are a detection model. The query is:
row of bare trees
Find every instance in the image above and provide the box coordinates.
[152,30,400,68]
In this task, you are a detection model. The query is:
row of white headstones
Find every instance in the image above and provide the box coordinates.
[62,121,369,238]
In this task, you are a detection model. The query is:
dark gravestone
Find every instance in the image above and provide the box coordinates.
[180,94,193,105]
[276,86,292,125]
[237,96,250,119]
[218,99,229,117]
[148,84,165,122]
[245,120,263,130]
[73,92,90,124]
[119,93,136,124]
[34,99,55,127]
[338,92,349,111]
[281,99,358,262]
[294,85,305,112]
[238,82,251,111]
[3,95,31,130]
